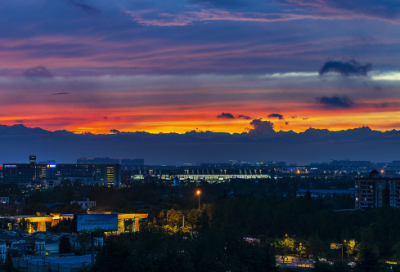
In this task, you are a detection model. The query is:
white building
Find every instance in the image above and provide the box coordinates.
[70,198,96,210]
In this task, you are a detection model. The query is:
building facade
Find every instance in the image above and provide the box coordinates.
[2,163,121,187]
[71,198,96,210]
[296,189,354,198]
[355,170,400,210]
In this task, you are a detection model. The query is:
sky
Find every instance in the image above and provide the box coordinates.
[1,0,400,163]
[1,0,400,135]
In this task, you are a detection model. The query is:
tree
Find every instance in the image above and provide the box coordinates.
[276,237,295,255]
[392,241,400,262]
[314,261,333,272]
[48,218,73,233]
[305,189,311,200]
[59,235,71,254]
[332,261,351,272]
[355,247,379,272]
[76,234,90,255]
[92,238,133,272]
[308,236,325,258]
[4,251,15,272]
[346,240,357,260]
[296,244,307,260]
[20,218,31,232]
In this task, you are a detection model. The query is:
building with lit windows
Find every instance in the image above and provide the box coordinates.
[2,157,120,187]
[2,163,47,183]
[355,170,400,210]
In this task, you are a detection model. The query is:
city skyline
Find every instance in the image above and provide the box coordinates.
[1,1,400,134]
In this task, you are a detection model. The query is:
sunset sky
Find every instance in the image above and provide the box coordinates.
[1,0,400,135]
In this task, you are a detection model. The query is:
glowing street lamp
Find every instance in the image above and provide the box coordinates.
[197,190,201,211]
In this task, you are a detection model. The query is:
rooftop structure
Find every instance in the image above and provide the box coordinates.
[0,212,148,233]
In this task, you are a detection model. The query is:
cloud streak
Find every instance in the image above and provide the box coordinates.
[268,113,284,120]
[217,112,235,119]
[23,66,52,78]
[319,60,372,76]
[315,95,355,108]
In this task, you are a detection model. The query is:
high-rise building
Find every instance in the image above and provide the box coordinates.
[2,163,121,187]
[29,155,36,164]
[355,170,400,210]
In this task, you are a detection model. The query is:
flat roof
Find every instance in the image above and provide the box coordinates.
[297,189,354,193]
[0,233,57,244]
[28,255,93,265]
[355,178,400,180]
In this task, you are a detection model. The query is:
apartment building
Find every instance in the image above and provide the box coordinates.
[355,170,400,210]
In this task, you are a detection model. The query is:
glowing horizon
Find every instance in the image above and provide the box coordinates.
[1,1,400,136]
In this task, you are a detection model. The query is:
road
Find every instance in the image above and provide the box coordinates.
[275,255,314,268]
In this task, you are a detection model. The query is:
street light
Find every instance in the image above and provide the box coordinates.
[197,190,201,211]
[342,240,346,261]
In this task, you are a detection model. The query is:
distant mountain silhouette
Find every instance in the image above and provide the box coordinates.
[0,124,399,165]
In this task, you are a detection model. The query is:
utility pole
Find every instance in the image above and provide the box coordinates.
[91,232,95,266]
[197,190,201,212]
[342,240,346,261]
[342,245,343,261]
[183,216,184,229]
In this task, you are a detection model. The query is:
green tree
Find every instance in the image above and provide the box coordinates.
[4,251,15,272]
[308,236,325,258]
[76,234,90,255]
[20,218,31,232]
[276,237,295,255]
[346,240,357,260]
[332,261,351,272]
[59,235,71,254]
[392,263,400,272]
[314,261,333,272]
[296,244,307,260]
[48,218,73,233]
[92,238,134,272]
[355,248,379,272]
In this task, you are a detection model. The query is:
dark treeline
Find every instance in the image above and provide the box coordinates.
[23,177,354,213]
[90,227,278,272]
[143,194,400,262]
[78,193,400,272]
[8,177,400,270]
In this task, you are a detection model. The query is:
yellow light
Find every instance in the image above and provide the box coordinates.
[197,190,201,195]
[381,170,384,173]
